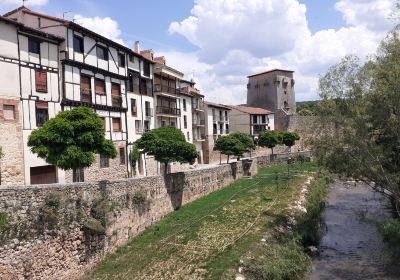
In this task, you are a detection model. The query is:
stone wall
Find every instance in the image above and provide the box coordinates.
[0,97,24,185]
[0,152,311,280]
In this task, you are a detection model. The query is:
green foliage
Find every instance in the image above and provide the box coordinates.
[39,192,64,229]
[0,212,9,230]
[91,198,113,226]
[258,130,282,155]
[297,101,319,115]
[213,135,245,161]
[296,170,333,246]
[298,108,315,116]
[243,238,310,280]
[136,126,198,172]
[83,218,106,236]
[0,146,3,159]
[230,132,256,153]
[129,144,140,169]
[281,132,300,148]
[378,219,400,255]
[28,107,117,171]
[131,190,151,206]
[312,32,400,208]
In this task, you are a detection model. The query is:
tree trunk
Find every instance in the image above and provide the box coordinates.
[73,168,84,182]
[227,155,230,164]
[271,147,274,156]
[220,153,222,165]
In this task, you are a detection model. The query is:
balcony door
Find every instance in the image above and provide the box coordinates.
[112,83,121,107]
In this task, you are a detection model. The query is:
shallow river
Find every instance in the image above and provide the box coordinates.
[307,181,400,280]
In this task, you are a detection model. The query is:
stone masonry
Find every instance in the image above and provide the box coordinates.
[0,152,311,280]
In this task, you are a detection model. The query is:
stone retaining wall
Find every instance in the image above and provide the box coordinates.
[0,152,311,280]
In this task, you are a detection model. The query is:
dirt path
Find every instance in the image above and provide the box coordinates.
[308,181,400,280]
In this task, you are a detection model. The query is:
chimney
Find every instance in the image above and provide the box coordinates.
[134,41,140,53]
[140,49,154,61]
[154,56,166,65]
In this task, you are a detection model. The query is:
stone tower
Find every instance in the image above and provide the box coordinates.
[246,69,296,114]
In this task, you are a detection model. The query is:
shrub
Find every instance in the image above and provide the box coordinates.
[378,219,400,255]
[91,198,113,226]
[83,218,106,235]
[132,191,150,206]
[38,192,64,229]
[0,212,9,230]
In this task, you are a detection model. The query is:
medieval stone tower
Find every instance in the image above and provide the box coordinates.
[246,69,296,115]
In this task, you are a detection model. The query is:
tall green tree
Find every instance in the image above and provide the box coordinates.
[136,126,198,175]
[281,132,300,152]
[213,135,245,164]
[311,31,400,215]
[230,132,256,158]
[258,130,282,156]
[28,107,117,182]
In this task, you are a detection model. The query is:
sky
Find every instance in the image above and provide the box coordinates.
[1,0,398,104]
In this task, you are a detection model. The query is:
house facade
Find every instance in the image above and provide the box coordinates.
[229,105,275,138]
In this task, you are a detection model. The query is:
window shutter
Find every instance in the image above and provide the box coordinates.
[81,76,91,93]
[35,70,48,93]
[112,83,120,96]
[95,79,105,95]
[113,118,121,131]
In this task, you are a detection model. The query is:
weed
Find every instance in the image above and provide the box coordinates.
[83,218,106,235]
[378,219,400,256]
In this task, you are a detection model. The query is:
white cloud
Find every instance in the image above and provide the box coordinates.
[2,0,48,6]
[73,15,124,45]
[166,0,395,103]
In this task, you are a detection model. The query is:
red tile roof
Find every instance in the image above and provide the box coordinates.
[229,105,273,115]
[204,101,231,110]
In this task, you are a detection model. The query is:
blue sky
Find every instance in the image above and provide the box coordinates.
[1,0,397,103]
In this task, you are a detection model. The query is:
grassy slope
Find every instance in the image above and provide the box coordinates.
[83,162,318,280]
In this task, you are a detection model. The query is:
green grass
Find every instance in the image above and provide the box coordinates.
[83,162,318,280]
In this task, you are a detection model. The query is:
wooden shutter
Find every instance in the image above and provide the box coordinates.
[113,118,121,131]
[95,79,105,95]
[112,83,120,96]
[35,70,48,93]
[81,76,91,93]
[36,101,48,109]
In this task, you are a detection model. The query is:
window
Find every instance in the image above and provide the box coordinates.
[144,120,150,132]
[128,54,134,62]
[145,101,151,117]
[184,115,187,129]
[143,61,150,77]
[111,83,121,107]
[135,120,142,134]
[35,70,47,93]
[112,117,121,132]
[252,115,258,124]
[73,35,84,53]
[3,105,15,120]
[80,75,91,103]
[95,79,105,95]
[262,115,266,123]
[28,38,40,54]
[119,147,125,165]
[131,99,137,116]
[100,154,109,168]
[183,99,187,111]
[96,45,108,60]
[72,168,84,182]
[226,124,229,133]
[36,101,48,127]
[225,111,228,121]
[118,53,125,67]
[170,122,175,127]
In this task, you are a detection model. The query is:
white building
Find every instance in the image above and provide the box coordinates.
[229,105,275,138]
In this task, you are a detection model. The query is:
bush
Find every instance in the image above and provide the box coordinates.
[0,212,9,230]
[83,218,106,235]
[244,238,310,280]
[132,191,151,206]
[91,198,113,226]
[38,192,64,229]
[379,219,400,255]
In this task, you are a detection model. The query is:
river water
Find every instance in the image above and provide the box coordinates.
[307,181,400,280]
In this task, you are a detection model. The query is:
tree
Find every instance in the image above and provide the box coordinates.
[136,126,198,175]
[310,31,400,215]
[281,132,300,152]
[230,132,256,158]
[129,144,140,177]
[213,135,245,164]
[28,107,117,182]
[258,130,282,156]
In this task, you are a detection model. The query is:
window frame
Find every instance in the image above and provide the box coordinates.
[35,101,49,127]
[118,53,126,68]
[131,98,137,116]
[73,35,84,53]
[35,70,48,93]
[95,78,106,95]
[3,104,15,120]
[96,45,108,60]
[112,117,122,132]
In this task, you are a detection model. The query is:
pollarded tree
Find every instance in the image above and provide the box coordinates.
[281,132,300,152]
[213,135,245,164]
[258,130,282,156]
[129,144,140,177]
[28,107,117,182]
[136,126,198,175]
[230,132,256,158]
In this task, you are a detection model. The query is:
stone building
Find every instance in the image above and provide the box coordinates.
[229,105,274,138]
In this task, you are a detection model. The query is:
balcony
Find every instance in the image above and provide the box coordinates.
[192,117,205,126]
[218,115,225,122]
[112,95,122,108]
[193,134,206,141]
[154,84,177,95]
[145,108,153,118]
[192,101,204,111]
[81,90,92,104]
[253,125,268,134]
[156,106,181,116]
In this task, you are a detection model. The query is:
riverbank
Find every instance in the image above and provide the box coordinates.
[83,162,318,280]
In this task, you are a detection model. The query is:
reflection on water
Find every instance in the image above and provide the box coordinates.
[307,181,400,280]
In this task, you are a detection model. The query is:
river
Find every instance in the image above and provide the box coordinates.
[307,181,400,280]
